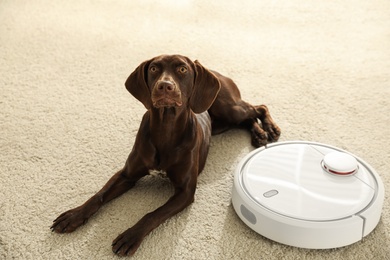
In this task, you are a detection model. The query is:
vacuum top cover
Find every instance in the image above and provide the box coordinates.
[240,142,376,221]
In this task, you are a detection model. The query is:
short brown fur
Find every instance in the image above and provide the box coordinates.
[51,54,281,256]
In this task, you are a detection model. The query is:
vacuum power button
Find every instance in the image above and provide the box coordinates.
[263,189,279,198]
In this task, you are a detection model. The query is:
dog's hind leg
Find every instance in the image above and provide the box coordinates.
[237,103,281,147]
[210,99,280,147]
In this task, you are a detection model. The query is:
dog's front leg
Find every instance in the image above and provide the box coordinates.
[112,170,197,257]
[51,154,148,233]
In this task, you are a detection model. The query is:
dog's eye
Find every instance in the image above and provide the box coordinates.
[150,66,158,73]
[178,66,188,74]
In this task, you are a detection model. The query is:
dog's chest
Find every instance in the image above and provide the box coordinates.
[149,169,168,178]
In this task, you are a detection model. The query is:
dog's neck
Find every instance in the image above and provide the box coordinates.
[149,106,194,146]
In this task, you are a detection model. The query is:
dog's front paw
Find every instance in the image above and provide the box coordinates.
[51,206,89,233]
[112,227,145,257]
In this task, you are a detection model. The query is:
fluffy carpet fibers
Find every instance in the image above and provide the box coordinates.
[1,0,390,259]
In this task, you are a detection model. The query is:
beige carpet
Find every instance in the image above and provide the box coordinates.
[1,0,390,259]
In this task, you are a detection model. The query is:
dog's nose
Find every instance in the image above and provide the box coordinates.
[156,80,175,92]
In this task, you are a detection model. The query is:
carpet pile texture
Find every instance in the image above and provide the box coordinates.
[1,0,389,259]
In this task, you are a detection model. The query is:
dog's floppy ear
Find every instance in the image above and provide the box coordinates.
[125,59,152,109]
[190,60,221,113]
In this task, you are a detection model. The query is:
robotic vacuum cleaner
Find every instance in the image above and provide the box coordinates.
[232,141,384,249]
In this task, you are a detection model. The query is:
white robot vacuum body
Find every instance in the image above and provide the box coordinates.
[232,141,384,249]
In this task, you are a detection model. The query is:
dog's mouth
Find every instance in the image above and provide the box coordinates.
[152,97,183,108]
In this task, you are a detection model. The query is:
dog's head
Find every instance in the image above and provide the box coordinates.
[125,55,221,113]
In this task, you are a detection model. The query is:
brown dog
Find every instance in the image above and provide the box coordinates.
[51,54,281,256]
